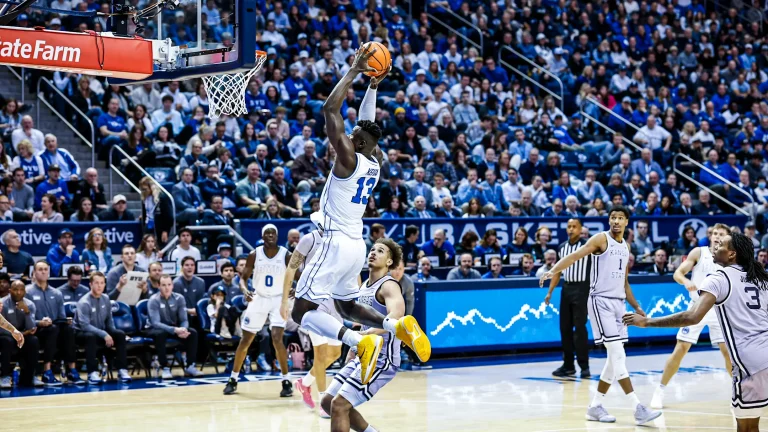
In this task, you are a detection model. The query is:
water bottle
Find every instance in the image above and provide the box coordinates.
[12,366,20,387]
[151,355,161,379]
[244,355,251,374]
[417,268,424,282]
[60,360,67,384]
[287,356,293,371]
[101,356,108,383]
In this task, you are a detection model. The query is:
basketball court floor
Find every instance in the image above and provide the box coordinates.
[0,348,757,431]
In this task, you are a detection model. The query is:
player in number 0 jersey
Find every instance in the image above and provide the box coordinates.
[540,206,662,425]
[285,47,430,389]
[625,232,768,432]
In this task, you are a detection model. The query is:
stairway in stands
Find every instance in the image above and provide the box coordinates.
[0,68,142,215]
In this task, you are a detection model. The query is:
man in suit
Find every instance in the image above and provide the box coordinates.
[405,196,437,218]
[677,192,698,215]
[693,189,721,215]
[629,148,664,184]
[201,195,235,251]
[640,171,672,203]
[518,147,546,185]
[610,153,633,184]
[71,168,107,211]
[172,167,206,226]
[405,167,433,207]
[199,164,237,206]
[378,173,409,213]
[479,170,506,214]
[436,195,462,218]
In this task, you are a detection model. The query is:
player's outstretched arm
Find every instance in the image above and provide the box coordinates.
[624,291,716,328]
[360,280,404,337]
[673,246,700,292]
[323,47,377,175]
[240,252,256,302]
[281,251,305,320]
[539,234,604,287]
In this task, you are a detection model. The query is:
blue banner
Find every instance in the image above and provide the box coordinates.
[416,277,705,354]
[0,222,142,256]
[241,215,746,247]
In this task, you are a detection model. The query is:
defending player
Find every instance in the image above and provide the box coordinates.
[285,229,343,418]
[540,206,662,425]
[650,223,733,409]
[223,224,293,397]
[320,238,404,432]
[625,232,768,432]
[283,47,430,386]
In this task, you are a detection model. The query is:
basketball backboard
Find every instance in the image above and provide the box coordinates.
[110,0,256,85]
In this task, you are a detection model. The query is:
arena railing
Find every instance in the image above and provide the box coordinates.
[499,46,564,113]
[425,10,483,58]
[109,145,177,236]
[578,96,646,152]
[673,152,755,220]
[158,225,255,257]
[36,77,96,168]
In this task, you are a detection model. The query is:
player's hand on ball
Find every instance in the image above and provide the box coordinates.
[352,47,377,75]
[539,271,554,287]
[369,64,391,87]
[622,313,647,327]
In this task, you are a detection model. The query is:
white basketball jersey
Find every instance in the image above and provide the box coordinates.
[590,232,630,299]
[358,275,401,368]
[690,246,720,300]
[318,153,380,239]
[252,246,288,297]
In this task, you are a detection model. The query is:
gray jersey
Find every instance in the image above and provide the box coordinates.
[358,275,401,368]
[699,265,768,376]
[589,232,630,299]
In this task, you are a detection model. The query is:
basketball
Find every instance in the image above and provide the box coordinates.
[362,41,391,77]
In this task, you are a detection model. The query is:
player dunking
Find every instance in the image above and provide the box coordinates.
[650,223,733,408]
[540,206,662,425]
[320,238,405,432]
[284,229,343,418]
[625,232,768,432]
[282,47,430,387]
[223,224,293,397]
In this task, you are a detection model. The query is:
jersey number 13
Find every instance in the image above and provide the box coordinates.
[351,177,376,205]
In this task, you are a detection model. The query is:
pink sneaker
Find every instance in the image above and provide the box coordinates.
[318,405,331,419]
[294,379,315,409]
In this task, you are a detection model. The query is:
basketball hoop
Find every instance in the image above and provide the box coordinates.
[201,50,268,118]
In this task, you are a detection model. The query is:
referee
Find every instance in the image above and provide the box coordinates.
[544,218,591,378]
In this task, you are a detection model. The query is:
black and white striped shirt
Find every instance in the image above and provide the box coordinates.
[558,238,590,283]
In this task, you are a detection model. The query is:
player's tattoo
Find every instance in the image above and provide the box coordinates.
[645,312,693,328]
[0,315,18,333]
[288,252,304,270]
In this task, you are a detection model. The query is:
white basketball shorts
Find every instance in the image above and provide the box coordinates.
[326,358,397,407]
[241,295,285,333]
[295,231,366,302]
[732,365,768,419]
[677,307,724,345]
[588,295,628,345]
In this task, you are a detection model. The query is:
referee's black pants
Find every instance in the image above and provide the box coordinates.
[560,282,590,370]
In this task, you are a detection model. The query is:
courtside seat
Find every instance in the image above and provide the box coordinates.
[111,301,151,345]
[231,295,247,314]
[197,298,240,373]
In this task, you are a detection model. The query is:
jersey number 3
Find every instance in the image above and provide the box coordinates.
[745,286,761,310]
[351,177,376,205]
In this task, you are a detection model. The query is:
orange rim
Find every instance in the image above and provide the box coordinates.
[256,50,267,57]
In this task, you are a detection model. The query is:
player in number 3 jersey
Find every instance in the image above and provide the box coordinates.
[625,232,768,432]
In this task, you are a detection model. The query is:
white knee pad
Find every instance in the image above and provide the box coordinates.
[605,341,629,380]
[600,355,615,384]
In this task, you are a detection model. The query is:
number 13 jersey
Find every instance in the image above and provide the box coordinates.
[318,153,380,239]
[590,232,630,299]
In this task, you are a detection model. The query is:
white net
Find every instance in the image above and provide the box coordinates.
[201,52,267,118]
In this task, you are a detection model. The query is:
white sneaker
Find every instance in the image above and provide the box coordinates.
[161,367,173,380]
[185,365,203,377]
[634,403,663,425]
[650,389,664,409]
[0,376,11,389]
[33,376,44,387]
[586,405,616,423]
[118,369,132,383]
[88,372,102,384]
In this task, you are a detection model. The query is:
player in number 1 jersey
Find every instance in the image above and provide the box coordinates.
[286,47,431,389]
[540,206,662,425]
[625,232,768,432]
